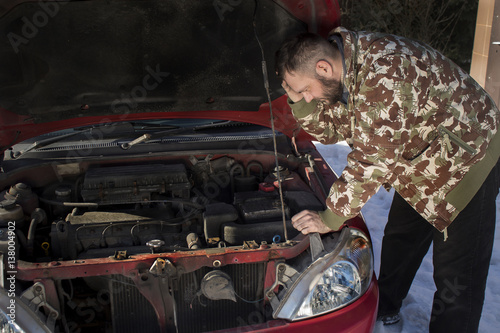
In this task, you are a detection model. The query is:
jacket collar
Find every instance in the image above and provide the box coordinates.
[329,27,359,106]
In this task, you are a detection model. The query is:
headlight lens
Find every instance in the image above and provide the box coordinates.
[273,228,373,321]
[305,261,361,316]
[0,305,24,332]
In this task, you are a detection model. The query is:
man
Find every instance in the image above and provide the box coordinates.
[275,28,500,333]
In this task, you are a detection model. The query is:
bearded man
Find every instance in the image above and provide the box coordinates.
[275,29,500,332]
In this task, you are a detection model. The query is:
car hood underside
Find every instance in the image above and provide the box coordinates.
[1,0,305,121]
[0,0,341,150]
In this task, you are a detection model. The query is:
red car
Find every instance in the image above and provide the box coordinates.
[0,1,377,332]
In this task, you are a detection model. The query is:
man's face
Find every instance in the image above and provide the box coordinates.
[283,70,343,105]
[314,74,343,105]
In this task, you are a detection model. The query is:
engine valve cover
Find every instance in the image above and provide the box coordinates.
[81,164,191,203]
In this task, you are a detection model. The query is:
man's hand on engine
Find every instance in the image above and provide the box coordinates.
[291,210,332,235]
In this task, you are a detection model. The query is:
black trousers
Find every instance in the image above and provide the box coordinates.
[377,161,500,333]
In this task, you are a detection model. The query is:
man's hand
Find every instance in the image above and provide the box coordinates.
[282,81,303,103]
[291,210,332,235]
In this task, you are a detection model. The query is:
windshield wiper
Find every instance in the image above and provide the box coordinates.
[10,127,97,159]
[10,122,184,158]
[120,120,239,150]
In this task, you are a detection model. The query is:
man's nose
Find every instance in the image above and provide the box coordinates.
[303,92,314,103]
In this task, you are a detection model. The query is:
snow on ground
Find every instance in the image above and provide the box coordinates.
[314,142,500,333]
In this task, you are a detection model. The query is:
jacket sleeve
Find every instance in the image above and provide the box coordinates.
[323,148,392,224]
[288,98,348,145]
[313,139,396,231]
[288,98,359,230]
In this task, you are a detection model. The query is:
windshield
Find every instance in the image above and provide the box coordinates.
[0,0,306,122]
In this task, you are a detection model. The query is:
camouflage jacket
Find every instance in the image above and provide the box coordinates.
[289,27,500,233]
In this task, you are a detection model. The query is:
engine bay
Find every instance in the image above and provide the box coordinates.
[1,154,326,262]
[0,132,373,333]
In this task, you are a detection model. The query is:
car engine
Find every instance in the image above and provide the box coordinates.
[1,156,325,262]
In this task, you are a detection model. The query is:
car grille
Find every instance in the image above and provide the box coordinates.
[109,262,267,333]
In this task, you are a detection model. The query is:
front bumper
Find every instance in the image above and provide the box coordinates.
[212,274,378,333]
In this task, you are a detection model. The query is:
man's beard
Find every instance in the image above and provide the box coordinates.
[315,75,343,105]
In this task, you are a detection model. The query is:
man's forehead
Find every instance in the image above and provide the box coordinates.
[284,71,308,89]
[284,70,302,79]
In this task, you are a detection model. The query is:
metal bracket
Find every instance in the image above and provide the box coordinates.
[149,258,177,277]
[242,240,259,249]
[20,282,59,331]
[264,262,298,311]
[113,250,129,260]
[309,232,326,262]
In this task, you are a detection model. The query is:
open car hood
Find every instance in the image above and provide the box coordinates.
[0,0,340,151]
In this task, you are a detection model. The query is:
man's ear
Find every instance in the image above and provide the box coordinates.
[315,60,333,78]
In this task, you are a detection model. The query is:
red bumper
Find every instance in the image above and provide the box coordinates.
[213,274,379,333]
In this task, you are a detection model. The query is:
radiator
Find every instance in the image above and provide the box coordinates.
[109,274,161,333]
[108,262,266,333]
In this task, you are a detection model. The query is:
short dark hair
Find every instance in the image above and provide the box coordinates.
[275,32,339,80]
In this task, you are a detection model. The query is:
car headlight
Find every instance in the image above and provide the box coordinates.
[0,308,24,333]
[272,227,373,321]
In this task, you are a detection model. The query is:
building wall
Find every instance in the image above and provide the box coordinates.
[471,0,500,107]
